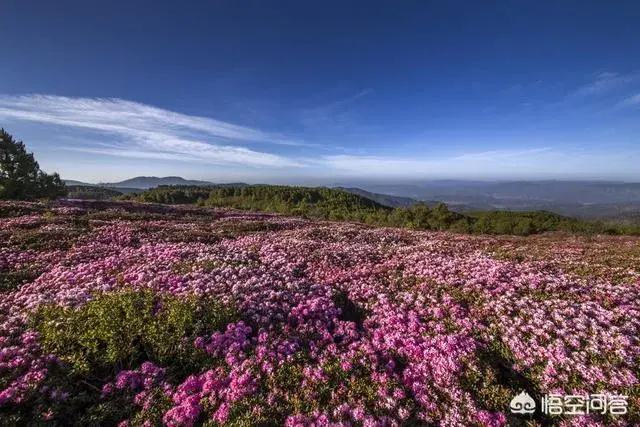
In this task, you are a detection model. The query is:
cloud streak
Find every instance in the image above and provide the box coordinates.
[319,148,558,178]
[453,147,552,161]
[324,88,374,110]
[0,94,305,167]
[2,94,631,181]
[617,93,640,108]
[299,88,373,129]
[571,72,639,98]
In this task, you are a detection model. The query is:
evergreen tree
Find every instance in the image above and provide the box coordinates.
[0,128,67,200]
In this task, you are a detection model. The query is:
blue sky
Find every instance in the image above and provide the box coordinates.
[1,1,639,183]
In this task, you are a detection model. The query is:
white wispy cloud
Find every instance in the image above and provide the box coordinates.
[571,72,638,98]
[617,93,640,108]
[4,94,628,180]
[453,147,552,161]
[324,88,374,110]
[300,88,373,129]
[319,148,555,177]
[318,148,640,180]
[0,94,305,167]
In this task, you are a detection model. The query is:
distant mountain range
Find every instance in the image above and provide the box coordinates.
[64,180,93,186]
[66,176,216,189]
[334,187,422,208]
[346,180,640,219]
[100,176,215,188]
[64,176,640,220]
[353,180,640,205]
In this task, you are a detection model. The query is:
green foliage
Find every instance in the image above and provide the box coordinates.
[0,201,48,217]
[56,386,139,427]
[466,210,640,235]
[132,185,640,236]
[461,340,554,426]
[467,210,572,235]
[249,354,414,424]
[8,228,80,251]
[0,269,41,293]
[37,172,68,200]
[138,184,389,216]
[1,290,237,426]
[31,289,238,377]
[388,202,470,231]
[462,353,515,414]
[67,185,124,200]
[0,128,68,200]
[134,186,472,233]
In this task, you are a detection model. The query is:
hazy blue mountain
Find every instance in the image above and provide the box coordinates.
[98,176,215,189]
[335,187,420,208]
[64,179,93,186]
[352,180,640,219]
[61,177,640,220]
[103,187,145,194]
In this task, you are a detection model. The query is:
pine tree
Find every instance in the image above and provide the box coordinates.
[0,128,67,200]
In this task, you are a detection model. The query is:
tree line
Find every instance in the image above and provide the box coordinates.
[66,185,123,200]
[2,128,639,236]
[126,185,640,236]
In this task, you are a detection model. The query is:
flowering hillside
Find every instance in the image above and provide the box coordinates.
[1,200,638,426]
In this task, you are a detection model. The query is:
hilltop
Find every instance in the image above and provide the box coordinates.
[60,177,640,235]
[334,187,420,208]
[125,184,640,236]
[64,176,640,219]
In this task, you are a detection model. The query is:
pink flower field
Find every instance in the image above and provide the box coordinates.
[1,200,638,426]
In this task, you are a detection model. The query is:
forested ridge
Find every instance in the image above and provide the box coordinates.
[67,185,124,200]
[125,185,640,236]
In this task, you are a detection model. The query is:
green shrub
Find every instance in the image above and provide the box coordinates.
[0,269,41,293]
[240,354,414,424]
[31,289,238,377]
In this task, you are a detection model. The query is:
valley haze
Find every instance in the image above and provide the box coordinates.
[64,176,640,219]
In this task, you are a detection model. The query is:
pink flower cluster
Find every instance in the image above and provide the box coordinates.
[1,200,638,426]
